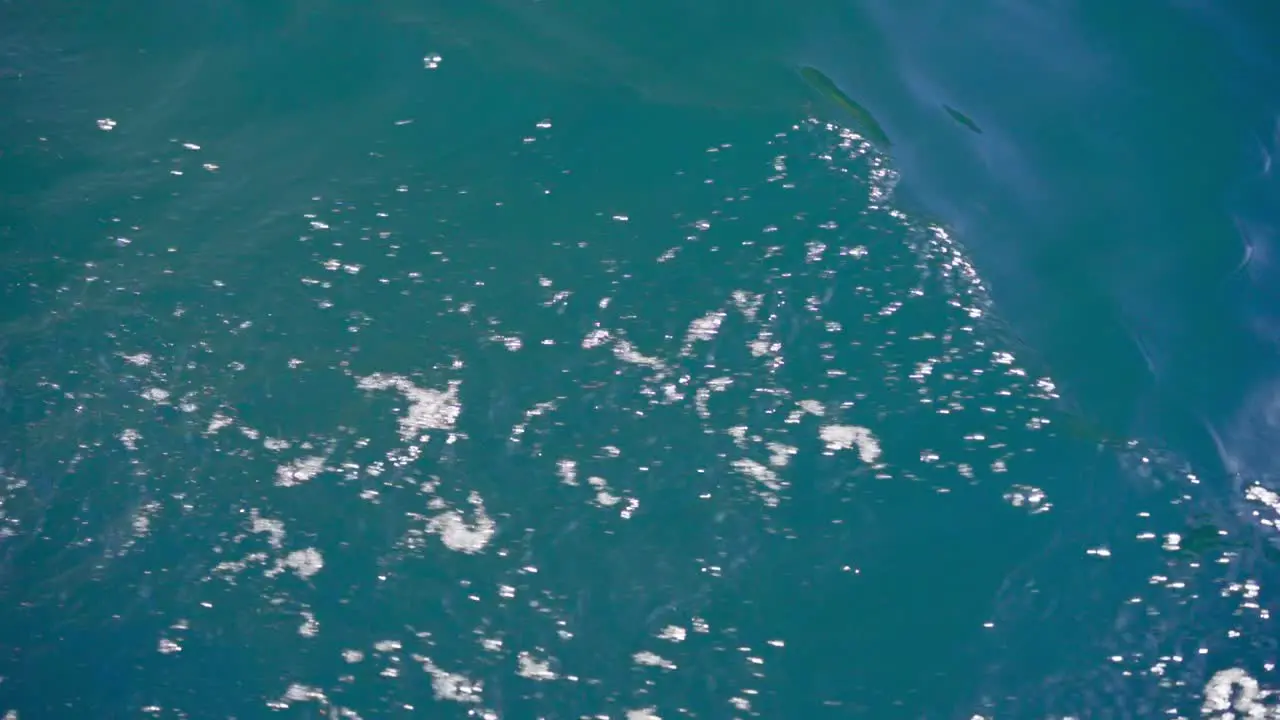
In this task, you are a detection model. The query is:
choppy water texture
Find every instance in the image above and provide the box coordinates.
[3,1,1280,718]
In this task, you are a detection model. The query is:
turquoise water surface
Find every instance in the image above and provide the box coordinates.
[3,1,1280,718]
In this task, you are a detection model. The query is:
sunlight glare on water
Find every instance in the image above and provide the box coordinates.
[0,13,1278,712]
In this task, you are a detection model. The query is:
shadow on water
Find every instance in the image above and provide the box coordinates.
[812,2,1280,514]
[367,0,1280,707]
[379,0,1280,488]
[7,0,1280,715]
[9,0,1273,467]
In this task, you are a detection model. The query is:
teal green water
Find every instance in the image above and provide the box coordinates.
[3,1,1280,718]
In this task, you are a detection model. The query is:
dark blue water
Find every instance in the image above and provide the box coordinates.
[2,1,1279,718]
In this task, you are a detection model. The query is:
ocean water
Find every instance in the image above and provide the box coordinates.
[2,1,1279,718]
